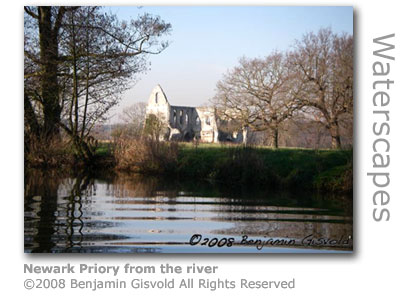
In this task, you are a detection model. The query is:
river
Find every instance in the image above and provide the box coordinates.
[24,170,353,253]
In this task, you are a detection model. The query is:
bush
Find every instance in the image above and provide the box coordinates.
[114,137,178,174]
[314,160,353,193]
[25,135,73,168]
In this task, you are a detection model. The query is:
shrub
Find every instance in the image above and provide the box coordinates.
[25,135,72,168]
[314,160,353,193]
[114,137,178,174]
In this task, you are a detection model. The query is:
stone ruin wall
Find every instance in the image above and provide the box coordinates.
[145,84,243,143]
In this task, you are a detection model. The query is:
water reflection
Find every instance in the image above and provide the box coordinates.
[24,170,353,253]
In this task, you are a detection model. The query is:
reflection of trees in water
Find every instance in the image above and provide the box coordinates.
[25,170,353,252]
[25,170,93,252]
[103,175,353,250]
[24,169,61,252]
[210,192,353,250]
[108,174,178,199]
[61,175,93,250]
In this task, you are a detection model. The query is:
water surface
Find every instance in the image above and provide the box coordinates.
[24,171,353,253]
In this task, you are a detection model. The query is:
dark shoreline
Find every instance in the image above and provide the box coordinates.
[25,145,353,195]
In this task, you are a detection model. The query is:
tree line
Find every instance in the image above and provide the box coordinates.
[212,28,353,149]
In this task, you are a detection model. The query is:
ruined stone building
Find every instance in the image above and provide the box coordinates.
[145,85,247,143]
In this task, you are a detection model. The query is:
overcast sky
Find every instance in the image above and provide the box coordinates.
[109,6,353,122]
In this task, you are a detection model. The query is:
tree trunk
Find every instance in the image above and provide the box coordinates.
[242,126,248,146]
[38,6,62,139]
[272,127,279,149]
[329,121,341,149]
[331,135,341,149]
[73,134,95,164]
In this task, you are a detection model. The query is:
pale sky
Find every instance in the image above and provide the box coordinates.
[108,6,353,123]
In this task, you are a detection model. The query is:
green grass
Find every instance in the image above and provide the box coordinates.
[96,141,352,193]
[175,144,352,193]
[95,141,114,157]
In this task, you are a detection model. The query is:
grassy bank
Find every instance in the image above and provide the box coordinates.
[26,140,352,193]
[177,144,352,193]
[113,140,352,194]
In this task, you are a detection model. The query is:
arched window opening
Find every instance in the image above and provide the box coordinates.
[205,116,211,125]
[173,110,177,124]
[155,92,158,104]
[195,116,200,126]
[179,110,183,125]
[185,113,189,124]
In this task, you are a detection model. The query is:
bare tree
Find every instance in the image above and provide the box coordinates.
[119,102,147,137]
[24,6,66,140]
[212,52,300,148]
[24,6,171,162]
[289,28,353,149]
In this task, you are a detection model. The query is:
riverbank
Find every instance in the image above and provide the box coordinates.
[112,141,353,194]
[179,144,352,193]
[25,141,352,194]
